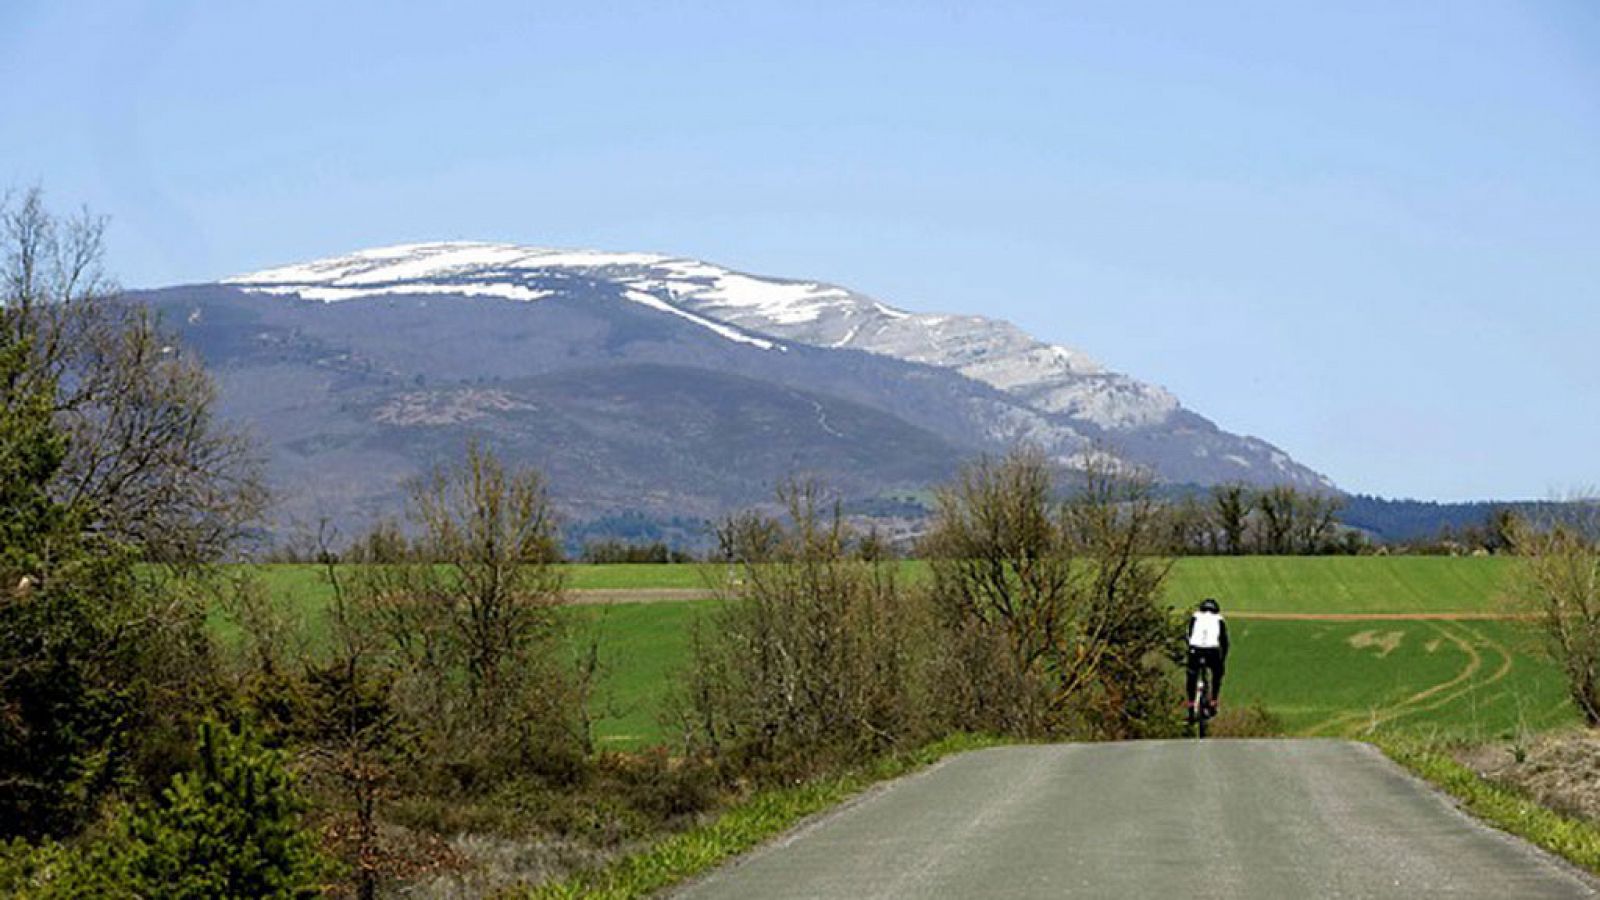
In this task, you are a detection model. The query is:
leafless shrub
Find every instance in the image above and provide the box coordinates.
[676,480,936,778]
[1513,498,1600,725]
[348,442,587,785]
[2,187,265,564]
[921,448,1180,739]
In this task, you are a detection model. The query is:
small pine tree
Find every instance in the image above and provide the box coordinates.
[0,326,121,838]
[0,328,74,583]
[120,720,324,899]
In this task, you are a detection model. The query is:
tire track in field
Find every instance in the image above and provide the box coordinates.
[1302,622,1481,737]
[1367,621,1514,731]
[1301,621,1516,737]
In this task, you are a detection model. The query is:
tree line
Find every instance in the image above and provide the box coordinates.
[1159,484,1355,555]
[268,485,1542,564]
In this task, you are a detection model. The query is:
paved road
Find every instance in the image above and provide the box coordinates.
[676,740,1599,899]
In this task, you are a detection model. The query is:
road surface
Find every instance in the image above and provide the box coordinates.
[675,740,1598,899]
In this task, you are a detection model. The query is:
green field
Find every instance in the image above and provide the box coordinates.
[226,562,725,643]
[565,602,1572,748]
[569,556,1519,613]
[1225,618,1572,739]
[571,602,704,747]
[234,557,1563,748]
[246,561,716,598]
[1165,556,1516,614]
[247,555,1517,614]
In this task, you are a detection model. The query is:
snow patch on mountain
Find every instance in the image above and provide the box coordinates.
[621,290,779,351]
[652,262,854,326]
[244,283,553,303]
[225,242,1185,432]
[227,242,668,286]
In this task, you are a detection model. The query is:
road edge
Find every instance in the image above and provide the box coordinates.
[1372,737,1600,888]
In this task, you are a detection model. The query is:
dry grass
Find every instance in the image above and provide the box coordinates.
[1456,730,1600,823]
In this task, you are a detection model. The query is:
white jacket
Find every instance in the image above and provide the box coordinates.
[1188,611,1226,651]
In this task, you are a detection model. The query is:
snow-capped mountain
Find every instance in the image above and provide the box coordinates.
[227,242,1189,433]
[129,241,1332,536]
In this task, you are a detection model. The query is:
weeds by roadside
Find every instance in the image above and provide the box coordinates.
[1205,701,1283,738]
[516,733,1009,900]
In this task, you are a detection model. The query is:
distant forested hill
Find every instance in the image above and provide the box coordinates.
[1337,495,1567,544]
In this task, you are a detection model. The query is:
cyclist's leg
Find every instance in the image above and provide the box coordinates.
[1203,643,1222,707]
[1184,648,1201,712]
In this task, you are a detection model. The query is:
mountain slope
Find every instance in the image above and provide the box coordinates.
[224,242,1184,431]
[130,242,1331,535]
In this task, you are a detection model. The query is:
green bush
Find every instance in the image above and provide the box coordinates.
[0,720,325,899]
[116,719,325,898]
[0,835,128,899]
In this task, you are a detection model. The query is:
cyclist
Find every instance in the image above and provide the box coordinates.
[1186,598,1229,719]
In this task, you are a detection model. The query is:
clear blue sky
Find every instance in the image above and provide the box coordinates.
[3,1,1596,501]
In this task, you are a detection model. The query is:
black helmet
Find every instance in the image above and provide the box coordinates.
[1199,598,1220,613]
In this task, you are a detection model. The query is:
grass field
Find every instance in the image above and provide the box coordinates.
[244,561,717,600]
[233,557,1564,748]
[571,602,704,747]
[567,602,1573,749]
[577,556,1520,613]
[1165,556,1516,614]
[224,563,724,644]
[1225,618,1572,739]
[246,555,1517,614]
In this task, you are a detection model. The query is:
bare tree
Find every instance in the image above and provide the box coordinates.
[679,479,932,774]
[406,440,563,702]
[1211,484,1251,555]
[350,442,582,780]
[1291,491,1344,554]
[2,188,108,334]
[1163,493,1215,555]
[1513,501,1600,726]
[923,449,1077,682]
[1488,507,1521,555]
[307,521,404,900]
[2,187,266,563]
[921,448,1177,737]
[1059,464,1179,736]
[1256,485,1297,555]
[714,509,782,564]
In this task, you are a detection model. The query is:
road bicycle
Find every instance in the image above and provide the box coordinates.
[1190,668,1216,739]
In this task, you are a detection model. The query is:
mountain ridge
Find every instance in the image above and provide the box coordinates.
[129,242,1333,536]
[221,241,1178,432]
